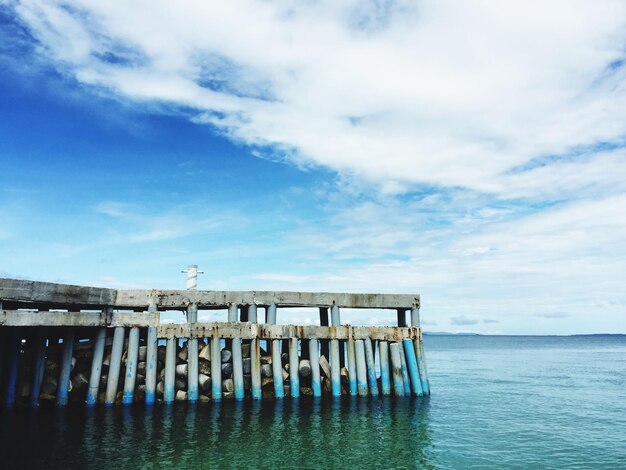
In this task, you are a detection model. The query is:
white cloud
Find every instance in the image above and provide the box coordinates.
[10,0,626,196]
[5,1,626,333]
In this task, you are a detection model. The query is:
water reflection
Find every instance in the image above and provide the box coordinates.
[0,397,433,468]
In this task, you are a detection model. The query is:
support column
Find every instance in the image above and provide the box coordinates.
[164,337,176,404]
[364,337,379,397]
[389,343,405,397]
[122,326,140,405]
[229,304,244,401]
[2,328,21,408]
[211,329,222,401]
[379,341,391,396]
[319,307,329,359]
[105,326,125,406]
[267,303,284,398]
[289,337,300,398]
[249,305,262,400]
[397,308,407,327]
[86,326,106,406]
[145,300,158,405]
[330,304,341,397]
[187,304,199,402]
[30,328,47,408]
[57,328,75,407]
[308,339,322,397]
[403,339,423,396]
[399,343,411,396]
[355,339,368,397]
[411,306,430,395]
[347,336,357,396]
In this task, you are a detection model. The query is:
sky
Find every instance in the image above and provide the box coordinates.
[1,0,625,334]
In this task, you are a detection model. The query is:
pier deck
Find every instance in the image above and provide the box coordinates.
[0,278,430,407]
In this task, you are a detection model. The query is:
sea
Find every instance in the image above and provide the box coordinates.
[1,335,624,469]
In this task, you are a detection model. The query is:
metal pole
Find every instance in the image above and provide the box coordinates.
[30,328,47,408]
[355,339,368,397]
[86,326,106,406]
[105,326,125,406]
[122,326,140,405]
[389,343,405,397]
[364,337,379,397]
[57,328,75,407]
[379,341,391,396]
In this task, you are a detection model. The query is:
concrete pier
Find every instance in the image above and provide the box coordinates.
[0,277,428,406]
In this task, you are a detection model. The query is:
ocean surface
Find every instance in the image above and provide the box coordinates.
[1,335,625,469]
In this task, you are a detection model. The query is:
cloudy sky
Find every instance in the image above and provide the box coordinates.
[1,0,625,334]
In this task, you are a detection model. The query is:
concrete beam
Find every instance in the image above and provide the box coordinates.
[157,322,420,341]
[1,279,419,310]
[0,310,158,327]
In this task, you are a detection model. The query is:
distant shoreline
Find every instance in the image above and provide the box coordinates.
[424,332,626,337]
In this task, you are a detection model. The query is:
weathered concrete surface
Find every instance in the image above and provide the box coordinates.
[0,278,116,307]
[157,322,421,341]
[0,310,158,327]
[1,279,419,310]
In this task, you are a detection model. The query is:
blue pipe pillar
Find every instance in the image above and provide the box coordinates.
[289,337,300,398]
[347,334,357,396]
[249,305,262,400]
[267,303,284,399]
[229,304,244,400]
[210,329,222,401]
[403,339,424,396]
[399,342,411,396]
[2,327,21,408]
[329,304,341,397]
[308,339,322,397]
[363,338,379,397]
[57,329,75,407]
[164,337,176,404]
[104,326,125,406]
[389,342,405,397]
[30,328,47,408]
[187,303,199,402]
[355,339,368,397]
[145,299,158,405]
[411,305,430,395]
[122,326,140,405]
[86,326,107,406]
[379,341,391,396]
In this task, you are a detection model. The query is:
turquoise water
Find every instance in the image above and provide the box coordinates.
[1,335,625,469]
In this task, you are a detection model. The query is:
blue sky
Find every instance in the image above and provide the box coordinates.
[1,1,625,334]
